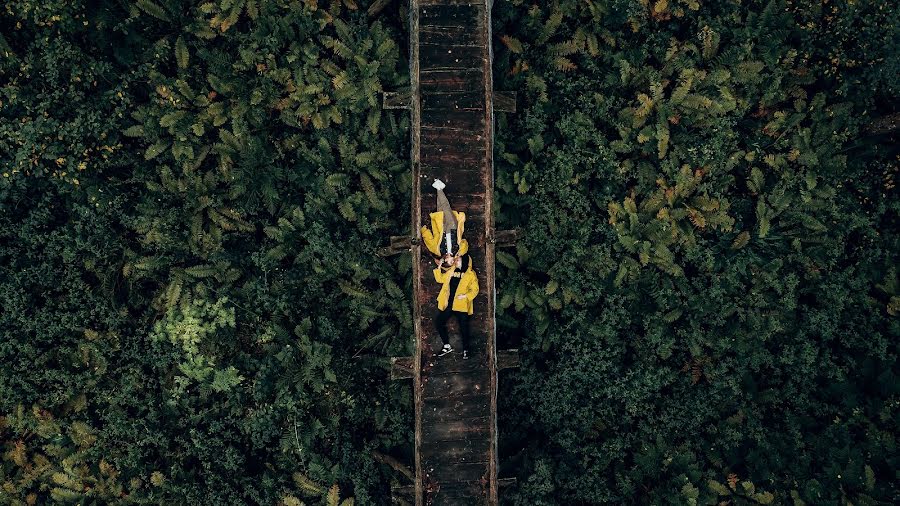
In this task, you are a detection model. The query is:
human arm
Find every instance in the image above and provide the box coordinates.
[433,266,449,283]
[421,225,439,256]
[463,272,479,301]
[456,238,469,257]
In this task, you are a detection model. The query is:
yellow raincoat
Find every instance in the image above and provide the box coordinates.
[421,211,468,258]
[432,259,479,315]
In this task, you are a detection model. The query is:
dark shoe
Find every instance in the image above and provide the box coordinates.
[436,344,453,357]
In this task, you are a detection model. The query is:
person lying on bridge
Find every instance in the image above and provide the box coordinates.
[421,178,468,269]
[432,252,479,360]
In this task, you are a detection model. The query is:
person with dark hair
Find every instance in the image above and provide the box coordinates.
[432,252,478,359]
[421,178,468,269]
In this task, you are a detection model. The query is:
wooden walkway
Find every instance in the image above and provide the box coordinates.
[385,1,518,505]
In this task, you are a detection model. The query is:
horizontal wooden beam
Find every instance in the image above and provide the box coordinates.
[383,90,412,109]
[499,477,517,488]
[378,235,417,257]
[495,91,516,113]
[490,228,521,247]
[374,450,415,483]
[391,484,414,506]
[391,356,415,380]
[497,349,520,370]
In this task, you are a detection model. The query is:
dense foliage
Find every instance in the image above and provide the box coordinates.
[492,0,898,504]
[2,1,412,504]
[0,0,896,505]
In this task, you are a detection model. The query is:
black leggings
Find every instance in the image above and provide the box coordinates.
[435,306,471,351]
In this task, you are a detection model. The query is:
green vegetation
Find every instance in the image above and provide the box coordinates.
[492,0,898,504]
[0,0,896,504]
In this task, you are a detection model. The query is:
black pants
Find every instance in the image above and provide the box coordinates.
[436,305,470,351]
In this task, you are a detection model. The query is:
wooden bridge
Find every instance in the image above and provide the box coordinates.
[381,1,519,504]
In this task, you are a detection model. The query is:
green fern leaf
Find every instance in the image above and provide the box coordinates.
[175,36,190,69]
[136,0,170,21]
[144,141,169,160]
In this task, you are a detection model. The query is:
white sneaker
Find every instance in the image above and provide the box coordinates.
[432,178,446,191]
[436,343,453,357]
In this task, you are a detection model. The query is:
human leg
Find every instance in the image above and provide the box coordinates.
[435,306,454,355]
[434,182,458,231]
[455,311,471,356]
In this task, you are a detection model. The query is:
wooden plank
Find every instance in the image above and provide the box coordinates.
[420,44,485,70]
[491,229,521,247]
[392,356,415,379]
[422,394,491,422]
[420,69,483,92]
[420,0,486,6]
[420,27,482,47]
[420,434,491,462]
[419,4,480,28]
[423,369,490,399]
[424,353,487,377]
[409,3,424,505]
[421,175,485,197]
[421,91,485,112]
[421,109,485,130]
[419,161,483,175]
[497,349,520,370]
[425,461,489,483]
[428,482,488,506]
[421,125,484,144]
[392,485,415,506]
[420,144,486,164]
[431,490,484,506]
[384,90,412,109]
[422,415,490,441]
[494,91,516,113]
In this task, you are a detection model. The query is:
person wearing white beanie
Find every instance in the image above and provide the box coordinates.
[420,178,469,268]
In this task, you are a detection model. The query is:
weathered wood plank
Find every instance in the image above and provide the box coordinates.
[384,90,412,109]
[494,91,516,113]
[419,4,480,27]
[497,349,520,370]
[419,186,486,214]
[392,484,415,506]
[425,461,489,483]
[421,109,485,130]
[420,27,482,47]
[491,229,521,247]
[422,415,490,442]
[419,0,486,6]
[428,482,489,506]
[419,161,483,176]
[420,433,491,462]
[420,44,485,70]
[391,356,415,379]
[420,125,484,144]
[420,145,486,164]
[422,394,491,422]
[420,69,483,92]
[423,369,490,399]
[421,91,485,111]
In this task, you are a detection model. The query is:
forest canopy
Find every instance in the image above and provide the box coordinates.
[1,0,897,505]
